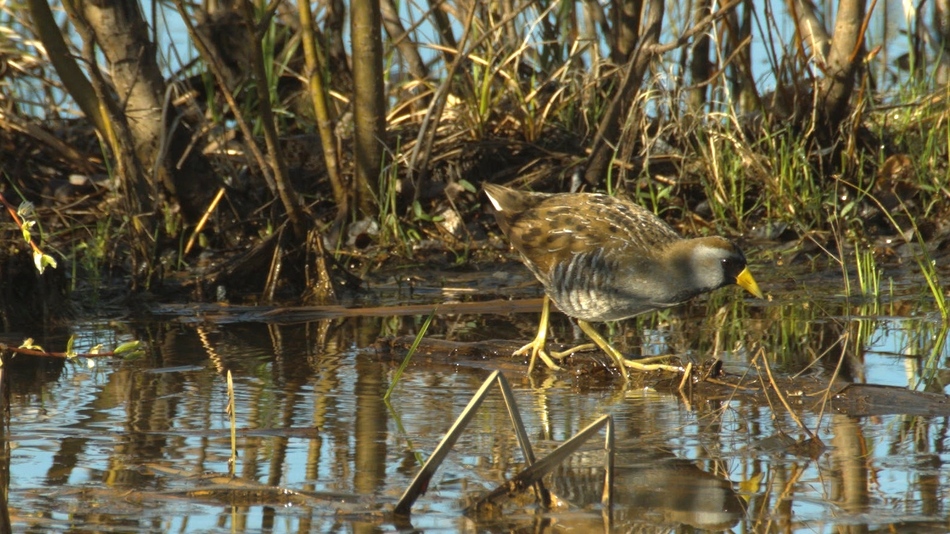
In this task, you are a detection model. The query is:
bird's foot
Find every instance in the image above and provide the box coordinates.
[619,357,684,374]
[576,320,686,381]
[514,295,587,374]
[514,341,595,373]
[513,340,561,372]
[551,343,596,359]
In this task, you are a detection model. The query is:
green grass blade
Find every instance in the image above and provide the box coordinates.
[384,309,436,401]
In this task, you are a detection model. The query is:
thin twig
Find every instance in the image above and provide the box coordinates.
[757,347,817,440]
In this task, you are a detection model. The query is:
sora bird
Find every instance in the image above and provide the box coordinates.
[484,183,763,381]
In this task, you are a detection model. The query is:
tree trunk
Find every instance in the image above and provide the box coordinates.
[611,0,643,63]
[585,0,664,185]
[817,0,865,134]
[351,0,386,216]
[67,0,218,224]
[27,0,106,136]
[379,0,429,83]
[427,0,458,66]
[687,0,712,113]
[297,0,347,216]
[788,0,831,61]
[730,0,760,115]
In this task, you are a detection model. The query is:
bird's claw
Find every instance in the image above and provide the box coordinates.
[514,341,562,373]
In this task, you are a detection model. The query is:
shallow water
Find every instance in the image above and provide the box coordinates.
[4,264,950,532]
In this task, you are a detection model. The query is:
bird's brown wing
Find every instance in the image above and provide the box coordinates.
[505,193,681,278]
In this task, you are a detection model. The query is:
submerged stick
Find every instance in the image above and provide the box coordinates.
[394,370,501,516]
[394,371,558,515]
[466,414,613,513]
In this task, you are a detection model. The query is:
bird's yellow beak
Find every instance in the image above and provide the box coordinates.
[735,267,764,299]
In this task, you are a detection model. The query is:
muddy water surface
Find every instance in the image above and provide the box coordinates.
[4,263,950,532]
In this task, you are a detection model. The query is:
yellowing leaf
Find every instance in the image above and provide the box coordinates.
[33,252,57,274]
[19,338,43,351]
[114,341,142,354]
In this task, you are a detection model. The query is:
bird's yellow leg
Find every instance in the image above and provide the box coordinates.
[576,320,684,381]
[513,296,559,372]
[630,354,678,364]
[513,297,597,374]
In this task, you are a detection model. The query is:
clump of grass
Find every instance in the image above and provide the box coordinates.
[910,238,948,320]
[693,126,758,232]
[853,242,882,298]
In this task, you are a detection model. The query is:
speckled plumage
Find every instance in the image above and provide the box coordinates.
[484,183,762,327]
